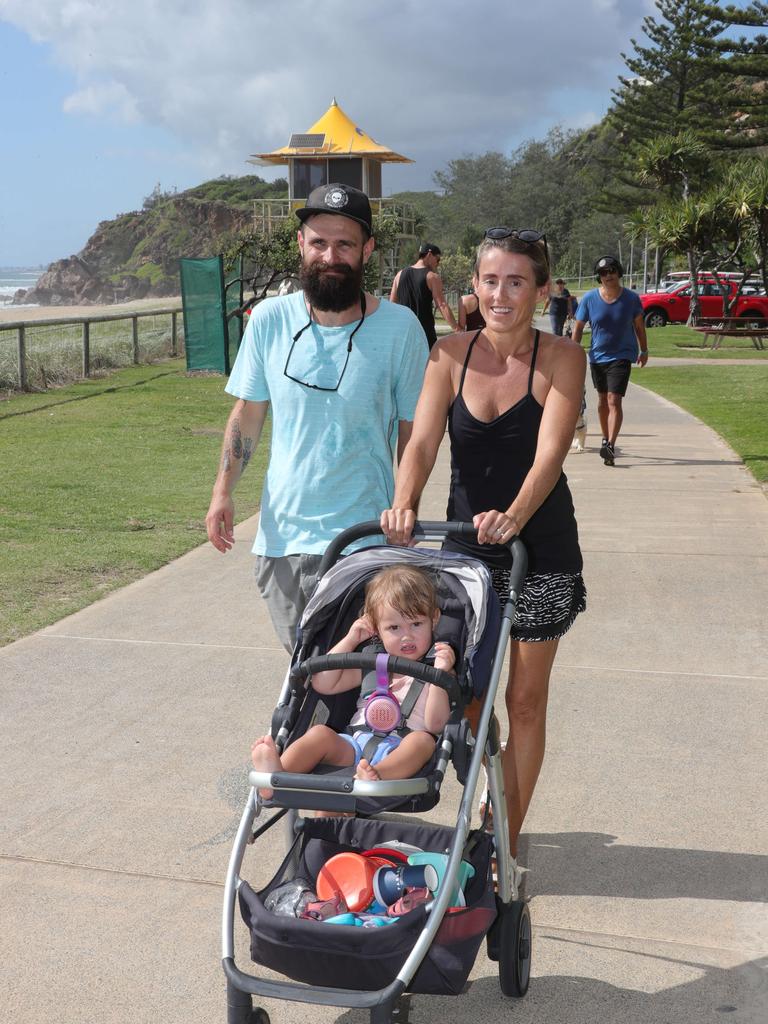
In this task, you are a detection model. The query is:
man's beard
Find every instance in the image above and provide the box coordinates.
[300,258,364,312]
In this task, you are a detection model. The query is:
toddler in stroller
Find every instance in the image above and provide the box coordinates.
[224,523,532,1024]
[250,564,455,793]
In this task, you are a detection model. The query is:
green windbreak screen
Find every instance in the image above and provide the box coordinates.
[180,256,230,373]
[225,255,244,372]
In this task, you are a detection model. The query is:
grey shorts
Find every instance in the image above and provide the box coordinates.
[254,553,323,653]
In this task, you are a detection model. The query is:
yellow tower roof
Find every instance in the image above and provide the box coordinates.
[250,99,412,164]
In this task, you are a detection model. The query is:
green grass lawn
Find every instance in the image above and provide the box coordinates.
[567,322,768,360]
[2,349,766,648]
[636,364,768,483]
[642,324,768,360]
[0,360,265,645]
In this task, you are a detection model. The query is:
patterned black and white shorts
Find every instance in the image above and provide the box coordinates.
[490,569,587,642]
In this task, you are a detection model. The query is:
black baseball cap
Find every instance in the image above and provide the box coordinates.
[296,183,373,234]
[594,255,623,276]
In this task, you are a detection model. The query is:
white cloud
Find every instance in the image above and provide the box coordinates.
[63,80,140,121]
[1,0,651,188]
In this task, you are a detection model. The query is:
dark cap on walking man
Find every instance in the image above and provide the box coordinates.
[418,242,442,259]
[296,183,373,236]
[594,255,623,280]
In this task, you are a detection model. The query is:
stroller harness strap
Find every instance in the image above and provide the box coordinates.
[352,665,427,740]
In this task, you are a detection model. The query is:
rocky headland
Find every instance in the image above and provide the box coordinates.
[13,176,287,307]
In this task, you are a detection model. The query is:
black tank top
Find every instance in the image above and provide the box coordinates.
[464,296,485,332]
[396,267,437,347]
[444,329,582,573]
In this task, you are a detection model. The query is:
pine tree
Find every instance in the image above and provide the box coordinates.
[692,3,768,151]
[608,0,768,196]
[610,0,725,147]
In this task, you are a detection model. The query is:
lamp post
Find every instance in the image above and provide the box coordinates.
[628,240,634,288]
[578,243,584,289]
[642,233,649,293]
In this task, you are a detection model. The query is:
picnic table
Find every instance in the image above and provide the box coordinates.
[692,316,768,351]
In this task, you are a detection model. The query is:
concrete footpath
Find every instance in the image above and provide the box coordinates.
[2,380,767,1024]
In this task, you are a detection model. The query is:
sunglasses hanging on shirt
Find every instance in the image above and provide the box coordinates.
[283,292,366,392]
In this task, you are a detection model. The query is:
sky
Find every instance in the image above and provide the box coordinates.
[0,0,661,267]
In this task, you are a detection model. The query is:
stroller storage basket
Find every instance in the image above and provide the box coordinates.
[239,816,496,996]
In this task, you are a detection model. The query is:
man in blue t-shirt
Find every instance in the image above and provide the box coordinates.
[205,183,429,650]
[572,255,649,466]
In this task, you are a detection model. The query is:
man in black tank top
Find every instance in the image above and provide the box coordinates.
[390,243,458,347]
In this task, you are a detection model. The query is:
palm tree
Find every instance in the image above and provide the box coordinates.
[721,158,768,293]
[628,195,722,323]
[634,133,720,315]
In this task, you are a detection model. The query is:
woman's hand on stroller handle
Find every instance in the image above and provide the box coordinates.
[378,514,519,550]
[473,509,519,546]
[317,520,525,578]
[380,507,417,546]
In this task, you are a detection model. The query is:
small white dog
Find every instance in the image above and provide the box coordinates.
[571,390,588,453]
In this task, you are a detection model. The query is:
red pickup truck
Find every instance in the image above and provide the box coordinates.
[640,280,768,327]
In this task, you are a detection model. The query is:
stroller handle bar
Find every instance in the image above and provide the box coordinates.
[291,651,462,705]
[318,519,523,577]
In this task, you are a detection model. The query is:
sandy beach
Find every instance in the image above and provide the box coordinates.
[0,296,182,324]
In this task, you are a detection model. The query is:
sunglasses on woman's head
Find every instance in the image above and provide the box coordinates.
[484,227,549,262]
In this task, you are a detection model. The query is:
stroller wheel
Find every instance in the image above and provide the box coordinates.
[250,1010,270,1024]
[495,899,532,997]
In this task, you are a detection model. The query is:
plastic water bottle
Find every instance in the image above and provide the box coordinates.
[264,877,316,917]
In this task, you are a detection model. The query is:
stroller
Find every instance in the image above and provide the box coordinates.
[222,521,531,1024]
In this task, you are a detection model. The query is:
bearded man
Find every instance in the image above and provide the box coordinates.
[205,183,429,651]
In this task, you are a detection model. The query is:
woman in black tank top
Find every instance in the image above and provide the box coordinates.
[380,230,587,860]
[459,291,486,332]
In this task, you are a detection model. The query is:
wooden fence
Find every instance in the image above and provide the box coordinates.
[0,306,184,391]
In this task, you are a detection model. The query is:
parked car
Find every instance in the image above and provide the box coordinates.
[639,279,768,327]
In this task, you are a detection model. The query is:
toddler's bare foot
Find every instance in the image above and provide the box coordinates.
[355,758,381,782]
[250,735,282,798]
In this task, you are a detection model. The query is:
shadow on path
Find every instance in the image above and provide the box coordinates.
[520,832,766,904]
[331,953,767,1024]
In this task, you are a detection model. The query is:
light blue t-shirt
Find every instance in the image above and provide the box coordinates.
[575,287,644,363]
[226,291,429,556]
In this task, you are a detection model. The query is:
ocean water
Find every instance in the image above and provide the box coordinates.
[0,266,42,306]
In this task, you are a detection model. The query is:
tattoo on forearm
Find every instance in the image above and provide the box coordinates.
[231,418,243,460]
[221,418,254,475]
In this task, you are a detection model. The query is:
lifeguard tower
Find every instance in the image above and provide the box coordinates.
[248,99,418,290]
